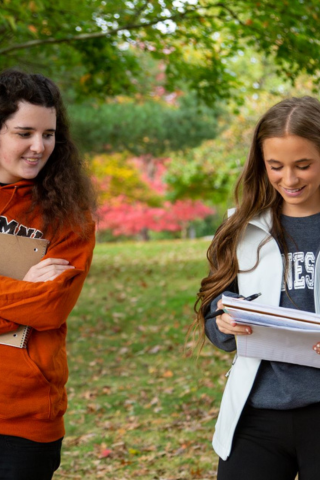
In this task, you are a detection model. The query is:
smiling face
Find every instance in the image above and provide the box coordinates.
[0,101,56,184]
[263,135,320,217]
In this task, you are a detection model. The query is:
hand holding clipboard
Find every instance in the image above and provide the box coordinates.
[0,233,49,348]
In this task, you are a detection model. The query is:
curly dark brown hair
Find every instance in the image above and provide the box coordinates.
[0,68,96,235]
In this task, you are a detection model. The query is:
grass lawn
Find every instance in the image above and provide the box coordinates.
[53,239,233,480]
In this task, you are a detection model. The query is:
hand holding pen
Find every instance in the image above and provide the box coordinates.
[214,293,261,336]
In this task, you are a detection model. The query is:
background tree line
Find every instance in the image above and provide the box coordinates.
[1,0,320,239]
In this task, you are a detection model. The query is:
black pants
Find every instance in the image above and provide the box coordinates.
[0,435,62,480]
[218,402,320,480]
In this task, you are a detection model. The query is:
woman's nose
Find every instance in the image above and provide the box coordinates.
[283,168,298,186]
[30,135,45,153]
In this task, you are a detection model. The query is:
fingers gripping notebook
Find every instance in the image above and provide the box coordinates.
[0,233,49,348]
[222,295,320,368]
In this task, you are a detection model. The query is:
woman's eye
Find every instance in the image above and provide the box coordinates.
[297,165,310,170]
[270,166,282,171]
[17,132,55,139]
[17,133,30,138]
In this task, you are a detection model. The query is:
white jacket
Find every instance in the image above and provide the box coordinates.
[212,209,320,460]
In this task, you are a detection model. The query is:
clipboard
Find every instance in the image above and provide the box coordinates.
[0,233,49,348]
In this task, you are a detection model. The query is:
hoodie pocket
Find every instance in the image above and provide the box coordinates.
[0,349,51,420]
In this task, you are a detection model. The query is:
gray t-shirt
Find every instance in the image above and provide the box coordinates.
[248,212,320,409]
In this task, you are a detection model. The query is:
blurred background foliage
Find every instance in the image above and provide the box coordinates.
[2,0,320,102]
[69,93,220,157]
[2,0,320,240]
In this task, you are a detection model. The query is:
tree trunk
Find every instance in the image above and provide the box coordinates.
[139,228,150,241]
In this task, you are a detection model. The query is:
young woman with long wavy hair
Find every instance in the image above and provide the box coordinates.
[195,96,320,480]
[0,69,96,479]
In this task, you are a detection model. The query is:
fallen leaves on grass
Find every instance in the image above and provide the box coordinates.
[56,240,225,480]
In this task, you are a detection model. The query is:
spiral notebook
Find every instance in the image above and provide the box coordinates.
[0,233,49,348]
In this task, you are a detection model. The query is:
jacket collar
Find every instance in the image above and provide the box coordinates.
[248,210,272,234]
[228,208,272,236]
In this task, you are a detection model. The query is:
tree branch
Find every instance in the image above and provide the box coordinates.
[0,6,207,55]
[0,1,288,56]
[213,2,248,27]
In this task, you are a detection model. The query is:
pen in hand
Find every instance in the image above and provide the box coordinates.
[208,292,262,319]
[244,293,261,302]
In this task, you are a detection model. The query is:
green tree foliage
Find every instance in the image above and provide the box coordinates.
[166,52,320,209]
[165,136,242,206]
[69,94,220,156]
[165,90,279,205]
[1,0,320,104]
[165,86,310,209]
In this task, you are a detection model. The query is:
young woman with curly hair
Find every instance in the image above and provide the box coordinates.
[195,96,320,480]
[0,69,96,479]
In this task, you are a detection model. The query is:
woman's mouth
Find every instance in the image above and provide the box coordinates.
[22,157,41,165]
[282,186,306,197]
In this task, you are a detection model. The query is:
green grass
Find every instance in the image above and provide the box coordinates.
[53,239,233,480]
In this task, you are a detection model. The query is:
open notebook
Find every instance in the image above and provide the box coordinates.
[222,295,320,368]
[0,233,49,348]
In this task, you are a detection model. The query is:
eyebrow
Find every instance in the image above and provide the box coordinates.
[14,126,56,132]
[266,158,313,164]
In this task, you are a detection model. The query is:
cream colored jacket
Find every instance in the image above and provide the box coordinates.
[213,210,320,460]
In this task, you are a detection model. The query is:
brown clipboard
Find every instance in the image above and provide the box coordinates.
[0,233,49,348]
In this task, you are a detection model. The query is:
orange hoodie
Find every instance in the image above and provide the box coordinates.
[0,181,95,442]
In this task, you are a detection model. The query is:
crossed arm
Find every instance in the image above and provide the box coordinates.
[0,223,95,333]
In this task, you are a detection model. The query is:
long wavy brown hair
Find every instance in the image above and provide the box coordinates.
[0,69,96,236]
[193,96,320,350]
